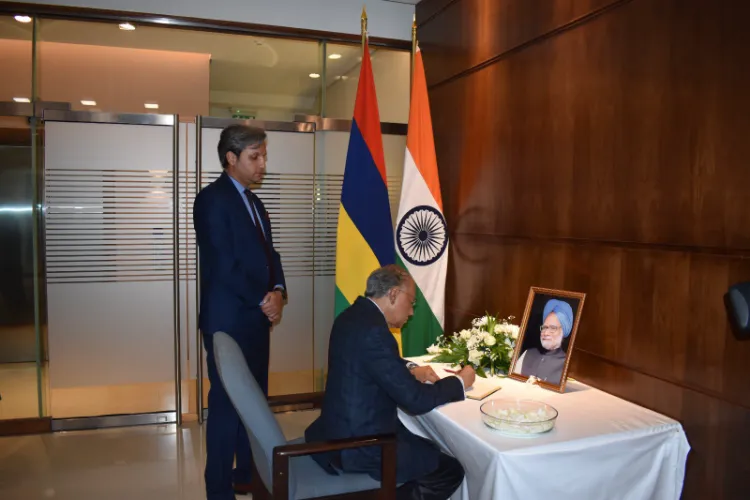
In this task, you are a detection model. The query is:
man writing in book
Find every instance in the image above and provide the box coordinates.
[306,265,475,500]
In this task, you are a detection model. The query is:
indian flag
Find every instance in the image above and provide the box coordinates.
[395,47,449,357]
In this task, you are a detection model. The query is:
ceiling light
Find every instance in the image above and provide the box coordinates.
[309,73,321,79]
[81,100,97,106]
[14,15,32,23]
[328,53,342,60]
[13,97,31,103]
[119,22,135,31]
[144,103,159,109]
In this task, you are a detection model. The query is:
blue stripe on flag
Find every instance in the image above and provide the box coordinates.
[340,120,395,266]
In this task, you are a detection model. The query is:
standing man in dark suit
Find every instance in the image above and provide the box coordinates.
[193,124,287,500]
[306,265,475,500]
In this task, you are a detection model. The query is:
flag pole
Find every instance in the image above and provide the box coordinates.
[361,5,368,51]
[411,14,417,96]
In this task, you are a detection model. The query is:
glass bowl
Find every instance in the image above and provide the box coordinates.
[479,398,558,437]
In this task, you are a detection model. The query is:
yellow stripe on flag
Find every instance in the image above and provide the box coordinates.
[335,204,381,305]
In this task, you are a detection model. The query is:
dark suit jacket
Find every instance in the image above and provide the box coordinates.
[193,171,285,336]
[306,297,464,483]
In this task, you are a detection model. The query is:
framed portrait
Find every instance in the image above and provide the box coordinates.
[509,287,586,393]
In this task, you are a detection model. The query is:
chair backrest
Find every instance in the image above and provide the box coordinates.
[212,332,288,495]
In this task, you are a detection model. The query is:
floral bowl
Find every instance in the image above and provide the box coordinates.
[479,398,558,437]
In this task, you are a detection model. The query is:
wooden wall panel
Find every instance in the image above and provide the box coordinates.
[417,0,622,86]
[419,0,750,497]
[427,0,750,251]
[448,235,750,409]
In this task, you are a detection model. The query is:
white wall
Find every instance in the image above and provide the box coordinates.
[14,0,415,40]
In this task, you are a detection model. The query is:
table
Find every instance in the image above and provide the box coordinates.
[398,358,690,500]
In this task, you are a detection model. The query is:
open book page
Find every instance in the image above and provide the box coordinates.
[423,360,504,401]
[465,376,503,400]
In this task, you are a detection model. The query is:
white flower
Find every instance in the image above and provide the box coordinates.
[509,325,520,339]
[494,324,505,334]
[466,336,480,350]
[472,316,488,327]
[459,329,472,340]
[427,344,441,354]
[484,335,496,346]
[468,349,483,364]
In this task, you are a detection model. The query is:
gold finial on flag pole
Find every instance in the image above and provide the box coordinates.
[361,5,368,50]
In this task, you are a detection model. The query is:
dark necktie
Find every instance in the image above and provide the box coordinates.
[244,189,276,291]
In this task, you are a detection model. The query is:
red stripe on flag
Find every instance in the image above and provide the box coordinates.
[352,39,387,185]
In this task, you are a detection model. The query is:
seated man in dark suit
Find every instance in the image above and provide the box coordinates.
[306,265,475,500]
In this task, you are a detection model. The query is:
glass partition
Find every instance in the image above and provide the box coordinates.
[324,43,410,123]
[36,18,323,120]
[0,14,40,421]
[0,8,411,426]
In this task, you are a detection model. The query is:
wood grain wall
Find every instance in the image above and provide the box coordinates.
[416,0,750,498]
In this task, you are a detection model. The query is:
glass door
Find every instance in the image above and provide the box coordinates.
[42,110,181,430]
[194,117,317,418]
[0,102,43,422]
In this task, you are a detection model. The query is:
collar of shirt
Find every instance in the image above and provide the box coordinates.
[228,173,248,196]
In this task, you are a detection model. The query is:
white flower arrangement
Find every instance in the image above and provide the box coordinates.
[428,314,519,378]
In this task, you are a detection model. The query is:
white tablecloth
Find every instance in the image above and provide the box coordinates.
[398,358,690,500]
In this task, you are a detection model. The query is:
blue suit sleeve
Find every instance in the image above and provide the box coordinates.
[193,192,266,304]
[361,328,464,415]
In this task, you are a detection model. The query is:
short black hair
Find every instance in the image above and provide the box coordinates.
[217,124,267,169]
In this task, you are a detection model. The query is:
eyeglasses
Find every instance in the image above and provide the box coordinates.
[540,325,561,333]
[395,288,417,307]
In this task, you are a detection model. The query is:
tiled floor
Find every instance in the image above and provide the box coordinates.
[0,410,321,500]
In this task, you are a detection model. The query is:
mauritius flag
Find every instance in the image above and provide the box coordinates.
[334,38,394,317]
[395,47,449,356]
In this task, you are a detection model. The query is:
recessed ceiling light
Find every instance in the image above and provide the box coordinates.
[119,22,135,31]
[14,15,32,23]
[144,103,159,109]
[328,53,342,60]
[81,100,97,106]
[309,73,321,79]
[13,97,31,103]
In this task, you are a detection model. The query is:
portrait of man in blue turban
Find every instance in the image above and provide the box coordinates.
[513,297,576,385]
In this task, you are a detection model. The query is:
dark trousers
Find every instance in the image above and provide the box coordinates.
[396,452,464,500]
[203,325,270,500]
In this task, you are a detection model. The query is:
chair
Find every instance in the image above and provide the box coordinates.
[212,331,397,499]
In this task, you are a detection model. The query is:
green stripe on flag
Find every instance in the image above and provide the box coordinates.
[397,256,444,356]
[334,285,351,318]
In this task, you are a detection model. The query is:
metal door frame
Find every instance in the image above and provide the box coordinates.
[193,116,407,422]
[40,109,182,431]
[194,116,317,422]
